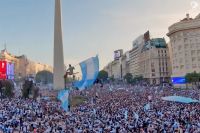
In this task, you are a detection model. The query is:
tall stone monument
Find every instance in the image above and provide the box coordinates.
[53,0,65,90]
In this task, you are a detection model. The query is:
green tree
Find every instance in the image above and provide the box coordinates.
[110,75,115,82]
[97,70,108,81]
[21,80,40,99]
[32,86,40,99]
[124,73,133,84]
[1,80,14,98]
[4,81,14,97]
[22,80,33,98]
[35,70,53,84]
[185,71,200,88]
[134,75,143,83]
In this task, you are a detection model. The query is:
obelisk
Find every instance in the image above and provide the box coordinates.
[53,0,65,90]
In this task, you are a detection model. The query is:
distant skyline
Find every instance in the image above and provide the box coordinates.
[0,0,200,69]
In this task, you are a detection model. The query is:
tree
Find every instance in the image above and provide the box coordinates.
[32,86,40,99]
[22,80,33,98]
[22,80,40,99]
[124,73,133,84]
[97,70,108,81]
[0,80,14,98]
[134,75,143,82]
[35,70,53,84]
[110,75,115,82]
[185,71,200,88]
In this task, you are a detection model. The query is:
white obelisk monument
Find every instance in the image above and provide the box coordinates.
[53,0,65,90]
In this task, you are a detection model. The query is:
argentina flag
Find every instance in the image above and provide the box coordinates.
[74,55,99,90]
[57,90,69,112]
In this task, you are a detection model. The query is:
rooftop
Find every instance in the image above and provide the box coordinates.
[141,38,167,52]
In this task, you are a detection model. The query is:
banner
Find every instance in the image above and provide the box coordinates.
[0,61,7,79]
[171,77,186,84]
[161,96,199,103]
[6,63,14,80]
[114,50,123,60]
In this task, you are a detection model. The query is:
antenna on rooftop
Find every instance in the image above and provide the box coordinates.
[4,42,7,51]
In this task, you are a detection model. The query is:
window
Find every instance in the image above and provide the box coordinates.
[184,38,188,42]
[192,57,196,62]
[197,50,200,55]
[191,50,196,56]
[180,65,184,69]
[178,45,182,51]
[152,73,155,77]
[192,64,197,68]
[151,62,154,67]
[184,44,188,49]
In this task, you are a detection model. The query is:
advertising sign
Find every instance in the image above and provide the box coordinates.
[114,50,123,60]
[0,61,15,80]
[171,77,186,84]
[7,62,14,80]
[0,61,7,79]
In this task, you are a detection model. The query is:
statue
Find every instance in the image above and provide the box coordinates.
[64,64,75,88]
[66,64,75,76]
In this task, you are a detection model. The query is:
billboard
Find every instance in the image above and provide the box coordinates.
[171,77,186,84]
[7,62,14,80]
[114,49,123,60]
[0,61,7,79]
[0,61,15,80]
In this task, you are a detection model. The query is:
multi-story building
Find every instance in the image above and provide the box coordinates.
[0,49,53,79]
[104,51,130,79]
[104,31,171,84]
[121,51,130,77]
[126,31,171,85]
[167,13,200,88]
[129,35,144,76]
[139,38,171,84]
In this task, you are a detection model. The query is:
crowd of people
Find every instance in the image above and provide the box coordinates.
[0,83,199,133]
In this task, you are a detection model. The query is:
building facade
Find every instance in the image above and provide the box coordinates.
[167,13,200,88]
[129,35,145,76]
[0,49,53,80]
[104,51,130,79]
[104,31,171,84]
[139,38,171,84]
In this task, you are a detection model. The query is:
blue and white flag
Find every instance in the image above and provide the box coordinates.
[124,110,128,120]
[161,96,199,104]
[109,85,113,91]
[93,109,96,115]
[133,112,139,126]
[144,103,150,111]
[134,112,139,120]
[74,56,99,90]
[57,90,69,112]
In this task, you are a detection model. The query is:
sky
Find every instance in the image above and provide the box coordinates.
[0,0,200,70]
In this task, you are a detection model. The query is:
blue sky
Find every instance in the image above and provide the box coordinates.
[0,0,199,69]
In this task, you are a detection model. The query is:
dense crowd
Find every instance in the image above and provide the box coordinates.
[0,84,199,133]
